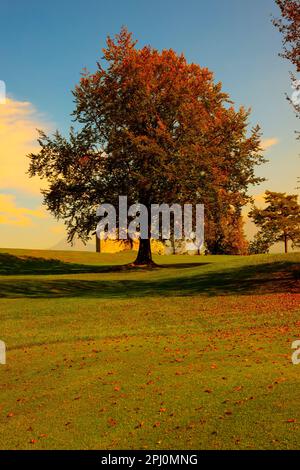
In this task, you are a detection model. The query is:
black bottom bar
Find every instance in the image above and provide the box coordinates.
[0,450,299,467]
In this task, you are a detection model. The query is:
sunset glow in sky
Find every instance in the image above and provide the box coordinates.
[0,0,299,249]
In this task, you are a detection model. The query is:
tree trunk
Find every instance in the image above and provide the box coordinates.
[284,234,288,253]
[96,234,101,253]
[133,200,156,266]
[171,237,176,255]
[133,238,154,266]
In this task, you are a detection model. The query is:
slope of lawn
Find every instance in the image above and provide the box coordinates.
[0,248,299,449]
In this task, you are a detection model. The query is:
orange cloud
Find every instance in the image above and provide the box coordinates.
[0,193,47,227]
[0,98,52,194]
[261,137,279,151]
[0,98,71,248]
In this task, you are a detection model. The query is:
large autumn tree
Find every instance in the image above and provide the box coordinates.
[249,191,300,253]
[273,1,300,186]
[28,28,264,265]
[273,0,300,72]
[273,1,300,120]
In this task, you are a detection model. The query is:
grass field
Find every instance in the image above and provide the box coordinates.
[0,248,299,449]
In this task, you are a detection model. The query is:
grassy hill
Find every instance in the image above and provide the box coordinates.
[0,248,299,449]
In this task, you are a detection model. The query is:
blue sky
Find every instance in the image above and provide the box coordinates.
[0,0,299,248]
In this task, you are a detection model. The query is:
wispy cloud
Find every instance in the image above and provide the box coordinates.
[0,97,52,194]
[0,193,47,226]
[0,98,70,248]
[261,137,279,151]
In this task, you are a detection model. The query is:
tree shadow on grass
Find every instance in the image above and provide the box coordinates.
[0,259,298,298]
[0,253,100,275]
[0,253,208,276]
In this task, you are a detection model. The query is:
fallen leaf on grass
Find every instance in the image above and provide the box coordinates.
[274,377,287,384]
[108,417,117,427]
